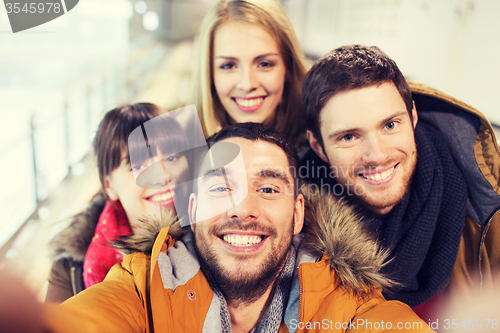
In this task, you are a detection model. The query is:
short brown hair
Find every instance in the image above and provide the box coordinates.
[194,122,301,197]
[302,45,413,148]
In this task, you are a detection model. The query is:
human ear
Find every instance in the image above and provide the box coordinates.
[188,193,197,232]
[411,101,418,129]
[307,130,329,163]
[104,176,119,201]
[293,193,305,235]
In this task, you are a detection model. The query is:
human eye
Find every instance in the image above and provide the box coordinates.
[258,60,275,68]
[207,184,232,197]
[258,185,281,198]
[340,133,355,142]
[164,154,180,162]
[384,121,397,130]
[129,164,144,172]
[260,187,277,194]
[219,62,235,70]
[211,186,230,192]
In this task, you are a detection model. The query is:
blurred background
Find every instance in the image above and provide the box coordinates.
[0,0,499,300]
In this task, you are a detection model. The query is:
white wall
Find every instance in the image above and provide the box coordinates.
[284,0,500,125]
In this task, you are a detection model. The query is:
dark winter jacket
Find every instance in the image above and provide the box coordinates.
[45,193,106,303]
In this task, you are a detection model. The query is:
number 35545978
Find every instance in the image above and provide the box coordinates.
[5,3,62,14]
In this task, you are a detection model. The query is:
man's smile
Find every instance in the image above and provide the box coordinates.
[222,233,264,246]
[217,230,270,253]
[357,163,399,184]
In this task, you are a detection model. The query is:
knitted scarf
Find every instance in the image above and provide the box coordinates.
[203,247,296,333]
[83,200,132,288]
[376,122,467,307]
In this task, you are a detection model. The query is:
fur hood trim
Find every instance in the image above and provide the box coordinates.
[113,211,185,255]
[302,191,396,295]
[114,192,394,294]
[48,192,106,262]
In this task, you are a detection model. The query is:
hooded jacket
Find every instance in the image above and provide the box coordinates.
[45,194,432,333]
[408,81,500,318]
[301,81,500,320]
[45,193,106,302]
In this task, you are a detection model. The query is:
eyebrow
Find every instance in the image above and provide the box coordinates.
[200,168,232,181]
[256,169,290,185]
[327,110,408,140]
[214,53,280,61]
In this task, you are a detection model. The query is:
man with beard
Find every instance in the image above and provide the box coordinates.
[301,45,500,323]
[43,122,432,332]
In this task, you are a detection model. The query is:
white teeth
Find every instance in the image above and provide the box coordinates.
[223,234,263,247]
[234,97,263,108]
[149,192,172,202]
[363,167,395,181]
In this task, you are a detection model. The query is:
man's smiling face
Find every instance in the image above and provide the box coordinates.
[309,81,418,216]
[189,137,303,303]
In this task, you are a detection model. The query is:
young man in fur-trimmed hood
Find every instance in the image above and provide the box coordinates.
[44,123,432,333]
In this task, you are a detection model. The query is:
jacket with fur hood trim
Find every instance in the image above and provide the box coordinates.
[45,194,432,333]
[45,192,106,303]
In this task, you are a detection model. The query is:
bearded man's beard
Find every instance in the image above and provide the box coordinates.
[194,219,294,307]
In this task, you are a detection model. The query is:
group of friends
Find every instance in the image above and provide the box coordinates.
[29,0,500,332]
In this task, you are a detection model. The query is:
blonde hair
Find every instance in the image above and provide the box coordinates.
[190,0,308,143]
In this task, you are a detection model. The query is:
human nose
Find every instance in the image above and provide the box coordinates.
[145,160,169,189]
[236,66,258,92]
[227,191,260,221]
[361,134,388,165]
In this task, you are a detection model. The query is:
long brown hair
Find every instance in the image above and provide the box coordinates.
[190,0,309,144]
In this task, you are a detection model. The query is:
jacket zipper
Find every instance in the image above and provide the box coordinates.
[70,266,78,295]
[298,264,304,326]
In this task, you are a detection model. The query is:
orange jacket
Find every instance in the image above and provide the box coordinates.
[44,197,433,332]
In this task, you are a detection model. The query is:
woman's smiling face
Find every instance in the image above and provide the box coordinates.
[105,151,190,232]
[212,21,286,127]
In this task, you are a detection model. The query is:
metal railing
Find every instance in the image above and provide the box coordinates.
[0,41,169,261]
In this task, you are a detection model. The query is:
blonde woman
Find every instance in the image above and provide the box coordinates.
[190,0,308,145]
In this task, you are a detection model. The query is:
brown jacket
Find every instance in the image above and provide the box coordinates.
[409,81,500,316]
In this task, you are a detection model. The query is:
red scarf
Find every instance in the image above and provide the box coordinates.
[83,200,132,288]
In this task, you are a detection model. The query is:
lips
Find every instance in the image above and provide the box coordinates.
[358,163,398,183]
[222,234,263,246]
[145,190,174,206]
[232,96,266,112]
[218,231,267,253]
